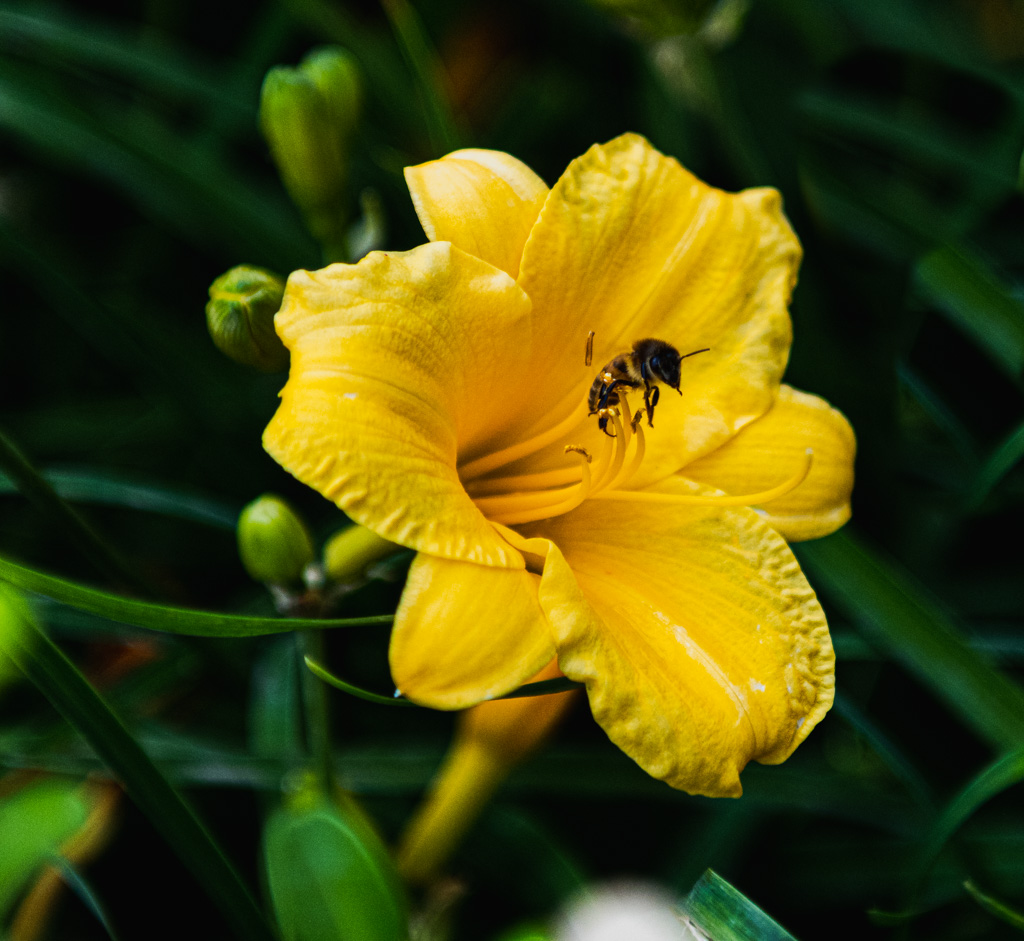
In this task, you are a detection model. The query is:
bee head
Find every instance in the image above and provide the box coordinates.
[649,346,682,391]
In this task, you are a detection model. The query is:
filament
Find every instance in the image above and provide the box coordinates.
[487,449,594,525]
[458,399,589,482]
[465,465,582,498]
[592,449,814,507]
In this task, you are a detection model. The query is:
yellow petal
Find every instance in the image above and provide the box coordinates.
[405,149,548,279]
[682,385,855,541]
[263,242,533,567]
[492,133,799,484]
[390,551,556,709]
[521,494,834,796]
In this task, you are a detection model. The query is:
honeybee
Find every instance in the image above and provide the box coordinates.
[586,332,709,435]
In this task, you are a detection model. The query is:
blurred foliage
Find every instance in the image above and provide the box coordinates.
[1,0,1024,939]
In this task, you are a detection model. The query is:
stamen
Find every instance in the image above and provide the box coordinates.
[466,465,582,498]
[488,449,594,526]
[458,399,589,482]
[592,449,814,507]
[591,407,629,492]
[474,483,581,517]
[608,417,646,491]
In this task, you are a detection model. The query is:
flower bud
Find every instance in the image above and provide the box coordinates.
[322,525,396,585]
[237,494,315,587]
[206,265,288,372]
[259,47,362,250]
[263,775,406,941]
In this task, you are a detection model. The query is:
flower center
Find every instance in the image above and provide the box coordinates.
[464,393,814,527]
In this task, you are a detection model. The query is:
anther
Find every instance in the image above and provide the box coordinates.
[565,445,592,462]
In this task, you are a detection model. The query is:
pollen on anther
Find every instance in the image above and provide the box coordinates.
[565,445,592,462]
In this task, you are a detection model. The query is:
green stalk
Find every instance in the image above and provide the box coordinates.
[299,630,335,792]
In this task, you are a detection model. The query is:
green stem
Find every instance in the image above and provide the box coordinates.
[0,427,154,597]
[0,590,277,941]
[379,0,461,155]
[299,630,335,792]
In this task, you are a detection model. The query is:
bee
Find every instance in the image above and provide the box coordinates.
[586,332,709,436]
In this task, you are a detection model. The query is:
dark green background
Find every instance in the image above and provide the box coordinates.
[2,1,1024,938]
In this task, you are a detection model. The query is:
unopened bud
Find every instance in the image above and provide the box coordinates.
[322,525,396,584]
[237,494,314,587]
[206,266,288,372]
[259,47,362,250]
[264,781,406,941]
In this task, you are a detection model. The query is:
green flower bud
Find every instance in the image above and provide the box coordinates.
[322,525,396,584]
[263,783,406,941]
[237,494,315,587]
[206,265,288,372]
[260,47,362,251]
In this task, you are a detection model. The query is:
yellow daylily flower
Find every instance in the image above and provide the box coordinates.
[264,133,854,798]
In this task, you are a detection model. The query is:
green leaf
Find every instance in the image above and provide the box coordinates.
[796,531,1024,751]
[916,748,1024,888]
[264,793,408,941]
[0,554,392,637]
[0,58,314,266]
[963,879,1024,931]
[0,467,238,530]
[0,427,153,596]
[967,418,1024,509]
[379,0,462,155]
[0,8,250,123]
[0,584,276,941]
[304,656,581,708]
[683,870,797,941]
[49,856,123,941]
[0,777,89,919]
[914,246,1024,381]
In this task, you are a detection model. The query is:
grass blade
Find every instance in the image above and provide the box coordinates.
[967,418,1024,509]
[796,530,1024,751]
[305,655,581,707]
[0,466,238,530]
[0,428,152,596]
[0,554,392,636]
[914,246,1024,381]
[379,0,462,155]
[0,587,276,941]
[963,879,1024,931]
[916,748,1024,885]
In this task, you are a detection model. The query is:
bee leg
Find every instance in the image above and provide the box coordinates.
[598,379,628,411]
[598,414,616,437]
[644,385,659,427]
